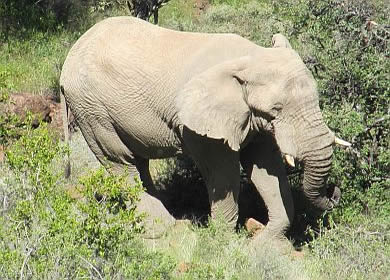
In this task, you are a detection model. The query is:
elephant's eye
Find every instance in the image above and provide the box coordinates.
[273,103,283,111]
[270,103,283,117]
[233,75,247,85]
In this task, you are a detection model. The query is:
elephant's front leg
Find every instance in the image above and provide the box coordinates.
[240,134,294,241]
[183,130,241,226]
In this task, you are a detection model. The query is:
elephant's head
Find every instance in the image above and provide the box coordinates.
[176,34,350,214]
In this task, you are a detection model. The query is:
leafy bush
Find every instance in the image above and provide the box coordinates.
[0,124,76,278]
[77,167,144,258]
[0,112,24,146]
[0,71,19,145]
[6,123,65,185]
[0,123,175,279]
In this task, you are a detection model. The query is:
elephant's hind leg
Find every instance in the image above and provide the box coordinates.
[84,128,139,181]
[81,118,160,196]
[134,156,156,194]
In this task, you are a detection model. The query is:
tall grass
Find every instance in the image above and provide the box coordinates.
[0,31,76,95]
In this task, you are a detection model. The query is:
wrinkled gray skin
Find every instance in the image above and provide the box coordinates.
[60,17,340,241]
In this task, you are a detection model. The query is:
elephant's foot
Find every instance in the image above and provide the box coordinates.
[248,221,295,255]
[137,192,176,239]
[245,218,294,255]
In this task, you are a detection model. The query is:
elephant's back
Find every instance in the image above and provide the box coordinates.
[61,16,259,96]
[61,16,209,73]
[60,16,212,103]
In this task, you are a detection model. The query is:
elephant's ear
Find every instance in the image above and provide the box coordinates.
[175,57,252,151]
[272,34,292,49]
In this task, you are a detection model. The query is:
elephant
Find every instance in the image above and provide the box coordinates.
[60,16,350,242]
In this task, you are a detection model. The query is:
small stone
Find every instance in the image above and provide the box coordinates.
[245,217,265,236]
[177,262,192,273]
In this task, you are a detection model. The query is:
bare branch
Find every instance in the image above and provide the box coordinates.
[78,255,103,280]
[19,248,33,280]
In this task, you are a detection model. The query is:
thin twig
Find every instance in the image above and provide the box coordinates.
[363,116,388,134]
[34,0,44,5]
[77,255,103,280]
[363,231,387,237]
[2,194,7,212]
[19,248,33,280]
[351,115,389,144]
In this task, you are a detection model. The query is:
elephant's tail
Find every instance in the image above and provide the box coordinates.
[60,86,71,178]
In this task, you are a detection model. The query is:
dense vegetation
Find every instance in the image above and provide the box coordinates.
[0,0,389,279]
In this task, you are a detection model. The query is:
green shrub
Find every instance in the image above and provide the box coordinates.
[6,123,66,186]
[0,123,175,279]
[0,113,24,146]
[0,124,78,278]
[77,167,144,258]
[0,71,19,145]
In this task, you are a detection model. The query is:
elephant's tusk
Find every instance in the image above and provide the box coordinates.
[285,154,295,167]
[334,136,352,147]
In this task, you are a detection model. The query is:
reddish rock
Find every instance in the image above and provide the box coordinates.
[47,96,66,136]
[0,93,51,127]
[245,217,265,236]
[177,262,193,273]
[6,93,52,126]
[0,93,72,137]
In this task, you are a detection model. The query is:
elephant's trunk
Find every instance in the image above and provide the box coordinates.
[302,153,333,211]
[299,115,335,212]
